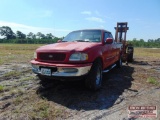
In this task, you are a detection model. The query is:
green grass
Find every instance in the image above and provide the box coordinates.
[3,71,21,78]
[0,85,5,92]
[21,76,35,81]
[147,77,159,85]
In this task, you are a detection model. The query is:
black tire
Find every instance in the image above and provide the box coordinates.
[127,53,133,62]
[37,75,51,87]
[85,60,102,91]
[116,56,122,68]
[38,75,46,81]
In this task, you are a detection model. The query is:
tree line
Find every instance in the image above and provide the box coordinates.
[128,38,160,48]
[0,26,160,47]
[0,26,61,44]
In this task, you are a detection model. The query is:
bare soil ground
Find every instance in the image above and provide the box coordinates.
[0,45,160,120]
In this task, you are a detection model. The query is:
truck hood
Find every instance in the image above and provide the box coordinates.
[36,42,101,52]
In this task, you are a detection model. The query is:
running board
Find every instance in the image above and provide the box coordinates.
[103,64,116,73]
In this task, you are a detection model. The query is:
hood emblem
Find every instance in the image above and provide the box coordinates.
[49,55,53,58]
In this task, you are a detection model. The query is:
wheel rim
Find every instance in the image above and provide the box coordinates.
[96,67,101,85]
[119,57,122,66]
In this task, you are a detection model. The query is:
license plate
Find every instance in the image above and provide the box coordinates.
[41,68,51,76]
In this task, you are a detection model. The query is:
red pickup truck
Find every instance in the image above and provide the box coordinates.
[31,29,122,90]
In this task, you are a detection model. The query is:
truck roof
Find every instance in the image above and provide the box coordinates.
[71,29,111,33]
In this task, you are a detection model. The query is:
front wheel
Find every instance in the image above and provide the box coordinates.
[37,75,52,87]
[85,60,102,91]
[116,56,122,68]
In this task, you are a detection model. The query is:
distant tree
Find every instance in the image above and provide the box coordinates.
[33,34,36,39]
[139,39,145,47]
[36,32,42,39]
[0,26,16,39]
[46,33,54,39]
[27,32,34,39]
[149,39,154,42]
[41,33,46,39]
[16,31,26,39]
[140,39,144,42]
[16,31,26,43]
[12,33,16,39]
[155,38,160,43]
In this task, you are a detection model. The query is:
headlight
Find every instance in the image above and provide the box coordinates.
[34,52,37,59]
[69,52,88,61]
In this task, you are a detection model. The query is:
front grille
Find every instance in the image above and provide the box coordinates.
[38,53,66,62]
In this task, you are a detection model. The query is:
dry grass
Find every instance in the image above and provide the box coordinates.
[0,44,42,65]
[13,96,23,105]
[1,44,160,65]
[134,48,160,59]
[11,91,67,119]
[133,48,160,87]
[0,44,69,119]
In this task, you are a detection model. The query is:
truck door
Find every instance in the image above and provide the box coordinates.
[102,32,114,68]
[109,33,118,63]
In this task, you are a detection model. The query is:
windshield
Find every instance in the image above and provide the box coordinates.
[62,30,101,42]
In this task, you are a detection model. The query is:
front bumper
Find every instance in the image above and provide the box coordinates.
[31,60,92,77]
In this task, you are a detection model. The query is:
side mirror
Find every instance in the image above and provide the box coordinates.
[57,40,62,43]
[105,38,113,44]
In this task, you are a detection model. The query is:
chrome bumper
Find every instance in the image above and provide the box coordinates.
[31,64,92,77]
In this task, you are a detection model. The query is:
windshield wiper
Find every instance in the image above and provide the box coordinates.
[73,39,91,42]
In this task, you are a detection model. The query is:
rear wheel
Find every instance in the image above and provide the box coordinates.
[85,60,102,91]
[127,53,133,62]
[127,46,134,62]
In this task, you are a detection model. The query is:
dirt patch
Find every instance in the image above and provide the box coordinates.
[0,57,160,119]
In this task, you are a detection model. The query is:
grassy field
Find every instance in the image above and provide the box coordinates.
[0,44,160,65]
[0,44,42,65]
[134,48,160,59]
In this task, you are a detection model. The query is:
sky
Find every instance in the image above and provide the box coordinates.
[0,0,160,41]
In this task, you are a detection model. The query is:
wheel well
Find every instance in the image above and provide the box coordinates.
[93,57,103,68]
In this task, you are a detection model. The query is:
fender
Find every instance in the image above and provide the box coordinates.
[86,45,104,68]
